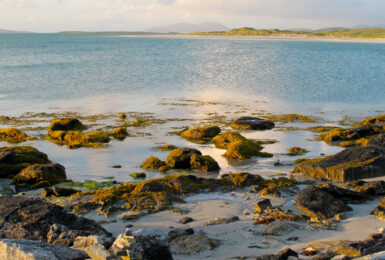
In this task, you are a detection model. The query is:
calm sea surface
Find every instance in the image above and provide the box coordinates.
[0,33,385,109]
[0,33,384,182]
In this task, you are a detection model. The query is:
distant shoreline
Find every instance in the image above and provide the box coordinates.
[118,34,385,43]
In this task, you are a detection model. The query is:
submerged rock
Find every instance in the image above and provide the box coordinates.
[293,146,385,182]
[48,118,85,132]
[0,239,88,260]
[109,127,129,140]
[110,229,173,260]
[12,163,67,188]
[297,186,351,221]
[0,196,112,245]
[0,128,34,144]
[180,126,220,143]
[231,116,275,130]
[0,146,51,178]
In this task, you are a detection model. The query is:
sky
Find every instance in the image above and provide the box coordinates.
[0,0,384,32]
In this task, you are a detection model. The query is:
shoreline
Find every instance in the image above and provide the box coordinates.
[118,34,385,43]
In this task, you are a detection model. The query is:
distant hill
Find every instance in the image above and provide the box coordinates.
[147,22,229,34]
[353,25,385,29]
[187,27,385,39]
[0,28,33,33]
[59,31,160,35]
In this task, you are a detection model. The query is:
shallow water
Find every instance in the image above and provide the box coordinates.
[0,34,385,182]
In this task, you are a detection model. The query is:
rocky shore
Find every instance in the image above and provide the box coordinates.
[2,108,385,259]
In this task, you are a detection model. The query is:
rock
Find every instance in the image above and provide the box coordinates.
[292,146,385,182]
[12,163,67,188]
[85,243,113,260]
[0,128,34,143]
[0,146,50,178]
[110,229,173,259]
[254,208,296,225]
[109,127,129,140]
[255,199,272,212]
[41,187,80,198]
[167,228,194,242]
[263,221,300,236]
[73,235,114,248]
[287,147,309,156]
[317,183,368,203]
[131,172,146,179]
[231,116,275,130]
[165,148,201,169]
[140,156,168,171]
[368,134,385,146]
[219,172,265,188]
[372,197,385,221]
[152,145,177,151]
[179,217,194,224]
[361,115,385,125]
[279,248,299,260]
[48,118,85,132]
[168,229,220,255]
[321,124,383,143]
[0,196,112,245]
[213,132,272,159]
[297,186,351,221]
[189,153,220,172]
[0,238,87,260]
[204,216,239,226]
[180,126,221,142]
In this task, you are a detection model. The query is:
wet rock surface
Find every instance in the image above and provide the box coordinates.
[179,126,221,143]
[0,146,50,178]
[0,239,88,260]
[231,116,275,130]
[0,196,112,245]
[293,145,385,182]
[372,197,385,221]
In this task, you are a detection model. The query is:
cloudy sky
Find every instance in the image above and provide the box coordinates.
[0,0,384,32]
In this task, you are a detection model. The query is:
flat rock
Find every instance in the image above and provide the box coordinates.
[293,146,385,182]
[0,239,87,260]
[168,229,220,255]
[0,196,112,245]
[297,186,351,220]
[231,116,275,130]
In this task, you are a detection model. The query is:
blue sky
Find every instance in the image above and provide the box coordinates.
[0,0,384,32]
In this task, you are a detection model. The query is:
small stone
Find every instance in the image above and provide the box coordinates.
[254,199,272,212]
[179,217,194,224]
[112,165,122,168]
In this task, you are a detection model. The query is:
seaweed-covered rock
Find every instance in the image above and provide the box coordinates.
[320,124,384,144]
[180,126,221,143]
[41,187,80,198]
[110,229,173,259]
[131,172,146,179]
[166,148,201,169]
[0,128,34,144]
[0,239,88,260]
[140,156,168,171]
[292,146,385,182]
[287,147,309,156]
[109,127,129,140]
[0,146,50,178]
[0,196,112,245]
[372,197,385,221]
[254,199,272,212]
[231,116,275,130]
[213,132,272,160]
[297,186,351,220]
[12,163,67,188]
[219,172,264,188]
[189,153,220,172]
[361,114,385,125]
[48,118,85,132]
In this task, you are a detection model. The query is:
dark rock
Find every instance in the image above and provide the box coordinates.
[297,186,351,220]
[167,228,194,242]
[180,126,221,142]
[12,163,67,188]
[293,146,385,182]
[179,217,194,224]
[0,146,50,178]
[204,216,239,226]
[231,116,275,130]
[41,187,79,198]
[279,248,298,260]
[48,118,85,132]
[287,237,299,241]
[317,183,368,203]
[110,229,173,260]
[255,199,272,212]
[166,148,201,169]
[189,153,220,172]
[0,238,88,260]
[0,196,112,246]
[368,134,385,146]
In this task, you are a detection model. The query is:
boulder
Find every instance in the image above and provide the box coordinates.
[12,163,67,188]
[189,153,220,172]
[292,146,385,182]
[231,116,275,130]
[0,146,50,178]
[166,148,201,169]
[85,243,113,260]
[372,197,385,221]
[140,156,168,171]
[180,126,221,142]
[109,229,173,260]
[255,199,272,212]
[0,239,88,260]
[368,134,385,146]
[109,127,129,140]
[73,235,114,249]
[48,118,85,132]
[167,229,220,255]
[320,124,383,143]
[0,196,112,245]
[297,186,351,220]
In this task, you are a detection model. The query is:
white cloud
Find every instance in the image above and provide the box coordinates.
[0,0,384,32]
